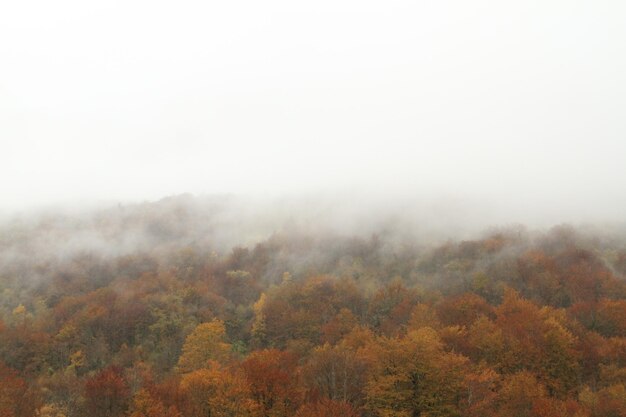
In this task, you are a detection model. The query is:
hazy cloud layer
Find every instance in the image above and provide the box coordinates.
[1,0,625,221]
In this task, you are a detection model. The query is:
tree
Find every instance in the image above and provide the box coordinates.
[241,349,301,417]
[595,299,626,337]
[367,280,419,336]
[320,308,359,345]
[0,362,39,417]
[436,293,494,327]
[178,361,260,417]
[302,344,367,407]
[461,367,499,417]
[259,276,364,349]
[295,399,360,417]
[35,403,68,417]
[497,371,547,417]
[84,366,130,417]
[177,319,231,373]
[128,389,181,417]
[495,290,581,395]
[364,327,468,417]
[579,384,626,417]
[251,293,268,348]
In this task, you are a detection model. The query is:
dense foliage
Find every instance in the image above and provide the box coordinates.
[1,200,626,417]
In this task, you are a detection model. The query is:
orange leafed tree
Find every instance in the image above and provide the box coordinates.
[128,389,181,417]
[241,349,302,417]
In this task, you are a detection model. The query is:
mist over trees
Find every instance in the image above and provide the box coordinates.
[1,195,626,417]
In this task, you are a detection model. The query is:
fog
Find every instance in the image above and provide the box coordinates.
[1,0,626,226]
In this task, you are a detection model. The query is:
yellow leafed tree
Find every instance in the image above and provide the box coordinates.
[179,362,261,417]
[177,319,231,373]
[364,327,469,417]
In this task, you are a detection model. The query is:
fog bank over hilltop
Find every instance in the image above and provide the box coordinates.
[2,193,626,266]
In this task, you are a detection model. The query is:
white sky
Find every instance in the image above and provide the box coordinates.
[1,0,625,222]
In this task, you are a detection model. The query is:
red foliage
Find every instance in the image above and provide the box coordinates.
[241,349,302,415]
[84,366,130,417]
[0,362,39,417]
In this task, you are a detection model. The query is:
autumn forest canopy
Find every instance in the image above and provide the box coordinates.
[1,195,626,417]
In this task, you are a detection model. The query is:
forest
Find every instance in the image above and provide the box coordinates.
[1,196,626,417]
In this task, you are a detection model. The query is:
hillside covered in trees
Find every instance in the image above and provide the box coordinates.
[1,196,626,417]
